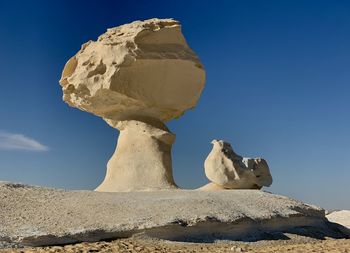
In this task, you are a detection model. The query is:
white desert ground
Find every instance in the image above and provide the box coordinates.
[0,182,349,253]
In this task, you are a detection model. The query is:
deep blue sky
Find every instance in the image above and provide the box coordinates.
[0,0,349,210]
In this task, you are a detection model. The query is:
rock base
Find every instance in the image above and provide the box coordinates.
[0,182,348,248]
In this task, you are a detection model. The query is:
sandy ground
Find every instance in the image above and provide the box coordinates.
[1,237,350,253]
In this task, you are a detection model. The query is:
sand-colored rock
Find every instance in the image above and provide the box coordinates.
[197,182,227,190]
[59,18,205,124]
[327,210,350,229]
[95,120,177,192]
[59,18,205,191]
[203,140,273,189]
[1,182,339,248]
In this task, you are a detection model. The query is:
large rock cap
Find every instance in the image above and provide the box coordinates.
[59,18,205,126]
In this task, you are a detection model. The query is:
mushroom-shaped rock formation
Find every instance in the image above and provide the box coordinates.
[200,140,273,190]
[59,18,205,192]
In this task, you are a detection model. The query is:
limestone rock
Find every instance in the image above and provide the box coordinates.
[59,18,205,125]
[197,182,227,191]
[327,210,350,229]
[203,140,273,189]
[95,120,177,192]
[59,18,206,192]
[1,182,340,248]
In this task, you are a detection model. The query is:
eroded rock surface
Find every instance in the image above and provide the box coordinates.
[327,210,350,229]
[59,18,205,124]
[59,18,205,192]
[0,182,337,248]
[203,140,273,189]
[96,120,177,192]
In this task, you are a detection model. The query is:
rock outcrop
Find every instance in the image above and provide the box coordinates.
[201,140,273,190]
[59,18,205,191]
[1,182,342,248]
[327,210,350,229]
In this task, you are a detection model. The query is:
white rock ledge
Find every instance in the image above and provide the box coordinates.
[0,182,348,248]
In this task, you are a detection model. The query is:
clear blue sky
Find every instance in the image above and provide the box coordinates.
[0,0,349,210]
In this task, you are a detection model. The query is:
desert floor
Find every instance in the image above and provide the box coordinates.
[1,236,350,253]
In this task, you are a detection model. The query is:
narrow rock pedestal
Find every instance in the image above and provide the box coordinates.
[96,119,177,192]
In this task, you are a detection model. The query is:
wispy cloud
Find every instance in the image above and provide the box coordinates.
[0,131,49,152]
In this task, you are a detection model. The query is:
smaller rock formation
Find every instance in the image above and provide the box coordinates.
[200,140,273,190]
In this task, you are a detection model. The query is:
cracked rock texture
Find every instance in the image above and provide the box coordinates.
[59,18,205,125]
[0,182,340,248]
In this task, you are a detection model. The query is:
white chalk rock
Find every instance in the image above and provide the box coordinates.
[1,182,333,248]
[327,210,350,229]
[197,182,227,191]
[59,18,205,124]
[96,119,177,192]
[203,140,273,189]
[59,18,205,192]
